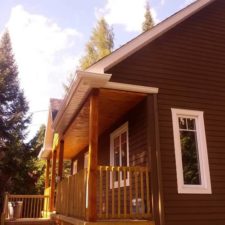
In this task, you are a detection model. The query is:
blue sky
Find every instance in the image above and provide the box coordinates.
[0,0,195,139]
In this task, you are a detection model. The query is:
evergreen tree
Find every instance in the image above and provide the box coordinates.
[13,125,46,194]
[142,2,154,32]
[63,73,74,94]
[0,31,30,209]
[79,17,114,70]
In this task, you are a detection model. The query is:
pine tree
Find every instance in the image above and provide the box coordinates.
[79,18,114,70]
[0,31,30,208]
[142,2,154,32]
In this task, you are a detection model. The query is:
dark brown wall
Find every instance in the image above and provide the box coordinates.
[98,99,148,168]
[71,147,88,173]
[106,1,225,225]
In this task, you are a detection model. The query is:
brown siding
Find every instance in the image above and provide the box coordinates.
[72,147,88,173]
[98,100,148,168]
[106,1,225,224]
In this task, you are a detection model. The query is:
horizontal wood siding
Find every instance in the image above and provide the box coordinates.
[107,1,225,225]
[98,100,148,168]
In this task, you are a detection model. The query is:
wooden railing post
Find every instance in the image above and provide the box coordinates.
[45,159,50,189]
[1,192,9,224]
[50,150,57,211]
[58,140,64,180]
[86,89,99,222]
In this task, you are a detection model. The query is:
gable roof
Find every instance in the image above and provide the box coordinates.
[86,0,215,74]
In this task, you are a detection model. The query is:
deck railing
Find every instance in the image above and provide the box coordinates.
[97,166,151,220]
[2,193,50,219]
[56,169,87,219]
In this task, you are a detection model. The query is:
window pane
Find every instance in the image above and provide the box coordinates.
[187,118,196,130]
[121,132,127,167]
[114,136,120,167]
[180,130,201,185]
[179,117,187,129]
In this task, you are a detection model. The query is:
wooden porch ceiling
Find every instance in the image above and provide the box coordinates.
[63,88,146,159]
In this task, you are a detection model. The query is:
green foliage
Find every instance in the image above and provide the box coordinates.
[0,32,46,210]
[79,18,114,70]
[180,131,200,184]
[0,31,30,199]
[142,2,154,32]
[23,125,46,194]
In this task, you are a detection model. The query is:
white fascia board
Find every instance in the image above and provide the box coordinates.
[104,82,158,94]
[86,0,215,74]
[53,71,112,132]
[52,70,158,135]
[38,147,52,159]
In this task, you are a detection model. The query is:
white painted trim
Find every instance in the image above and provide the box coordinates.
[38,147,52,159]
[87,0,215,73]
[52,70,158,135]
[171,108,212,194]
[53,71,112,133]
[110,122,129,188]
[73,160,78,175]
[84,152,89,169]
[105,82,158,94]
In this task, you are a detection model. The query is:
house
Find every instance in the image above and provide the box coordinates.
[37,0,225,225]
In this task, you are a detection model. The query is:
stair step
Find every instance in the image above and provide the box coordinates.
[5,219,56,225]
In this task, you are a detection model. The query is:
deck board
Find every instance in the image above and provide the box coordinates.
[53,214,155,225]
[5,218,55,225]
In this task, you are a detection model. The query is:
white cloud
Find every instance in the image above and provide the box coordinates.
[160,0,166,6]
[96,0,159,32]
[7,5,82,139]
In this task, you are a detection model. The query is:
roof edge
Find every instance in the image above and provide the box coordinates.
[86,0,215,73]
[52,71,112,132]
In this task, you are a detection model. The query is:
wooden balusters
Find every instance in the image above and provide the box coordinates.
[97,166,151,220]
[55,170,87,219]
[3,194,50,219]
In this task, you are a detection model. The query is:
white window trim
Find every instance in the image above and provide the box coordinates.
[110,122,129,188]
[84,152,89,169]
[171,108,212,194]
[73,160,78,175]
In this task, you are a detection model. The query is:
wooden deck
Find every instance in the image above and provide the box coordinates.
[4,218,55,225]
[55,166,151,221]
[53,214,155,225]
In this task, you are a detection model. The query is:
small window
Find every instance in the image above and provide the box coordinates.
[110,122,129,188]
[72,160,78,175]
[171,109,211,194]
[84,152,89,169]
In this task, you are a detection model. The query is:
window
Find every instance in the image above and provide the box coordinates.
[171,109,211,194]
[84,152,89,169]
[72,160,77,175]
[110,122,129,187]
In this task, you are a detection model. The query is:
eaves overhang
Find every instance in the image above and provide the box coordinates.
[52,70,158,136]
[53,71,112,135]
[38,147,52,159]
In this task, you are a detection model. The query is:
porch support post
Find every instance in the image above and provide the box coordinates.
[45,158,50,189]
[146,94,165,225]
[50,150,57,211]
[58,140,64,180]
[86,89,99,222]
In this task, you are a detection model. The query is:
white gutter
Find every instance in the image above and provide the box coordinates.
[53,71,112,134]
[53,70,158,135]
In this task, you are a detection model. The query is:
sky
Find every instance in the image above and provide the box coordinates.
[0,0,195,140]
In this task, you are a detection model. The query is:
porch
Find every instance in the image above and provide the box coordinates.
[46,86,157,225]
[55,166,151,220]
